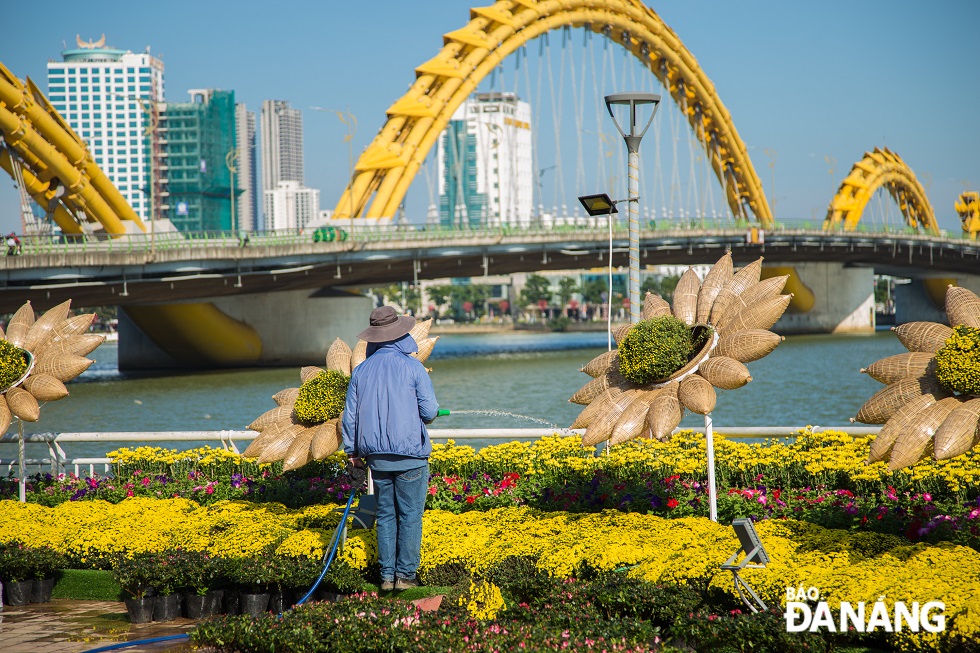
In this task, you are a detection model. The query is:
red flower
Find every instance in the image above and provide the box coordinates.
[466,496,475,504]
[667,498,679,509]
[428,486,437,496]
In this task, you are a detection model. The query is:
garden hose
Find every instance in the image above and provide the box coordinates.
[81,490,360,653]
[437,409,450,417]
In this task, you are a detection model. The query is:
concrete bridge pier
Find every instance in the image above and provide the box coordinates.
[118,288,373,370]
[894,275,980,325]
[763,261,876,334]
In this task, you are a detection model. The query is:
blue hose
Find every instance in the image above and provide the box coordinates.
[82,490,359,653]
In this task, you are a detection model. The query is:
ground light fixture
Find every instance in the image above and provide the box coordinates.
[577,193,633,350]
[720,518,770,613]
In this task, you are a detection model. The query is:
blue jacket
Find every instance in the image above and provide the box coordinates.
[341,335,439,460]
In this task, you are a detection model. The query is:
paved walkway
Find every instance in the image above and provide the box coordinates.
[1,600,195,653]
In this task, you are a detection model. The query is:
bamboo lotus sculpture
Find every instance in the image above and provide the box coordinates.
[571,253,791,447]
[245,317,439,470]
[0,300,104,432]
[854,286,980,471]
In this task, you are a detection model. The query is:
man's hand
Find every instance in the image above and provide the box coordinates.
[346,457,367,488]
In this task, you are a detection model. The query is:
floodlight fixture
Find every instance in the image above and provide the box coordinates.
[578,193,633,216]
[720,518,770,612]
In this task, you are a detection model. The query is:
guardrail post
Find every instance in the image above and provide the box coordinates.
[18,420,26,502]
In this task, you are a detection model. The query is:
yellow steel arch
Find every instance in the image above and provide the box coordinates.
[824,147,937,234]
[334,0,773,227]
[0,61,145,235]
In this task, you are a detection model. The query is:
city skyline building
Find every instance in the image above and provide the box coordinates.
[437,92,533,229]
[46,36,165,224]
[235,102,258,232]
[159,88,237,232]
[264,180,319,231]
[260,99,304,192]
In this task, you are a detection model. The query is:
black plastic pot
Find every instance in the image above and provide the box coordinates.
[5,579,34,606]
[153,593,180,622]
[240,592,269,616]
[207,589,224,615]
[125,596,155,624]
[223,590,240,616]
[269,592,287,614]
[185,593,210,619]
[31,577,55,603]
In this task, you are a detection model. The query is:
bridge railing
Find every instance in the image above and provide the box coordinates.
[2,219,966,257]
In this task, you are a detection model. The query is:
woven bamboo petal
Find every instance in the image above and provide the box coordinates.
[868,394,940,463]
[945,286,980,328]
[409,318,433,343]
[581,350,618,378]
[248,405,294,431]
[257,421,307,464]
[6,386,40,422]
[243,425,280,458]
[887,396,964,470]
[678,374,717,414]
[0,396,10,434]
[720,294,792,333]
[893,322,952,354]
[862,352,936,385]
[571,385,626,429]
[611,324,632,345]
[855,376,948,424]
[301,366,322,383]
[351,340,368,369]
[34,354,93,383]
[311,419,342,459]
[569,372,631,405]
[582,389,642,447]
[0,323,4,339]
[282,427,317,471]
[642,292,672,320]
[709,258,763,324]
[934,398,980,460]
[23,300,72,352]
[671,268,701,326]
[272,387,300,407]
[696,253,733,323]
[5,302,35,347]
[326,338,353,375]
[56,314,96,339]
[698,356,752,390]
[37,334,105,359]
[715,329,782,363]
[645,383,683,442]
[609,389,663,445]
[22,374,69,402]
[411,336,438,363]
[716,276,789,329]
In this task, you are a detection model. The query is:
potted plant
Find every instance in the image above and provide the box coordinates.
[148,551,181,622]
[29,546,65,603]
[230,556,277,616]
[179,550,216,619]
[111,552,156,623]
[0,542,34,606]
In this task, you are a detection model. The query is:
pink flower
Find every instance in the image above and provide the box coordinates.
[428,486,437,496]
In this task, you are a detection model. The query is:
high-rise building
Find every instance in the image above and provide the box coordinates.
[264,180,319,231]
[234,103,258,232]
[260,99,303,192]
[47,36,165,223]
[438,92,533,229]
[159,89,237,232]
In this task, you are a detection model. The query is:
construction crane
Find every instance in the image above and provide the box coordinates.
[955,191,980,240]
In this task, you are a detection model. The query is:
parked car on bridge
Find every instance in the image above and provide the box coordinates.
[311,226,348,242]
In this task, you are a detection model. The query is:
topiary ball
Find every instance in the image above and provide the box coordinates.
[294,369,350,425]
[0,340,29,392]
[618,316,693,384]
[935,325,980,396]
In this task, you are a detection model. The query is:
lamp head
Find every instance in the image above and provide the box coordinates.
[578,193,619,216]
[604,92,661,152]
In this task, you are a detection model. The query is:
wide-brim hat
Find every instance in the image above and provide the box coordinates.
[358,306,416,343]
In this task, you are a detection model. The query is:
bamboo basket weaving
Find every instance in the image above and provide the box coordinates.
[887,397,963,471]
[933,398,980,460]
[862,352,936,385]
[613,323,633,345]
[709,257,763,324]
[412,336,438,363]
[892,322,952,354]
[572,386,626,429]
[678,373,717,415]
[5,386,40,421]
[855,377,948,424]
[671,268,701,326]
[283,429,316,471]
[248,405,294,431]
[311,420,342,459]
[641,292,671,320]
[580,350,618,378]
[868,394,941,463]
[273,387,300,407]
[698,356,752,390]
[715,329,782,363]
[695,252,733,323]
[4,304,35,345]
[409,317,433,343]
[300,366,321,383]
[945,287,980,328]
[37,333,104,358]
[716,275,788,327]
[326,338,353,375]
[721,294,793,333]
[22,374,68,402]
[582,388,643,446]
[351,340,368,369]
[609,389,662,445]
[645,383,683,442]
[257,422,307,464]
[22,301,71,351]
[0,399,10,433]
[34,354,93,383]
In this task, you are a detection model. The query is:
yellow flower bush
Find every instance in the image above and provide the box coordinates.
[458,579,506,620]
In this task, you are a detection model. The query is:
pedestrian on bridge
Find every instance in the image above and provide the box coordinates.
[342,306,440,592]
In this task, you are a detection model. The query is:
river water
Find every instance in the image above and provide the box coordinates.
[3,331,906,462]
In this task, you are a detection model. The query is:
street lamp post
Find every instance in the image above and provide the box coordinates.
[604,93,660,323]
[226,148,239,235]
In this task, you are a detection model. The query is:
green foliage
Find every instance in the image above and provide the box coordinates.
[520,274,553,308]
[421,558,471,587]
[111,552,157,598]
[557,276,579,306]
[936,325,980,395]
[580,278,607,305]
[51,569,124,601]
[294,370,349,425]
[641,274,681,303]
[0,339,28,391]
[618,315,693,384]
[547,315,571,332]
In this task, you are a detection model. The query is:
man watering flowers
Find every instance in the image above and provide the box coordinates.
[342,306,440,591]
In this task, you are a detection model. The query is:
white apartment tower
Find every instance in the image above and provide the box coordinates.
[234,103,257,232]
[47,36,165,222]
[264,180,319,231]
[437,92,533,229]
[260,99,303,192]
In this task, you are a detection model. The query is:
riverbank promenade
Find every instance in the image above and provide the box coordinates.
[1,600,192,653]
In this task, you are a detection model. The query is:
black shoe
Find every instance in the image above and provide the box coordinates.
[380,579,395,591]
[394,577,419,591]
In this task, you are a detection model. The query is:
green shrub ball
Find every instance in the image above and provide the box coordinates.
[294,370,349,425]
[0,340,28,392]
[618,316,693,384]
[936,325,980,396]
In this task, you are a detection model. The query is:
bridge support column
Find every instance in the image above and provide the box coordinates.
[894,275,980,325]
[767,262,875,334]
[119,288,373,370]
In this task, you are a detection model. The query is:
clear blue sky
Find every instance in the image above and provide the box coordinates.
[1,0,977,234]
